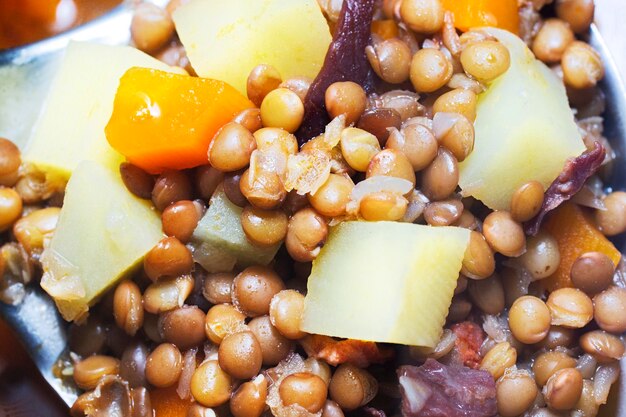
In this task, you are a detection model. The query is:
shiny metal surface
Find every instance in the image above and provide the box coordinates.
[0,11,624,413]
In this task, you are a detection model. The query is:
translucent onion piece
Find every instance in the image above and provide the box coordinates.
[285,150,332,195]
[177,347,198,400]
[433,112,461,141]
[594,363,620,405]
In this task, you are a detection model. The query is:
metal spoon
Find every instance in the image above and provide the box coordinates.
[0,14,625,413]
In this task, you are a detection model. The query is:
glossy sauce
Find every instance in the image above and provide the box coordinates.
[0,0,122,50]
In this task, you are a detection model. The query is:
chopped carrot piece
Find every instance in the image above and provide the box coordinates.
[105,67,254,174]
[151,386,192,417]
[371,20,399,40]
[300,334,394,367]
[543,203,621,291]
[441,0,519,34]
[451,321,484,369]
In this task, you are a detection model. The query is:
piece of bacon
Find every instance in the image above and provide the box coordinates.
[300,334,393,367]
[450,321,485,369]
[525,142,606,235]
[296,0,376,145]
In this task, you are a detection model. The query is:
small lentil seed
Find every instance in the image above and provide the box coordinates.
[69,318,107,357]
[131,3,174,53]
[421,148,458,201]
[161,200,202,243]
[230,375,268,417]
[482,211,526,257]
[357,108,402,147]
[386,124,438,171]
[190,360,232,408]
[510,181,544,222]
[119,342,149,388]
[447,295,472,322]
[208,122,257,172]
[195,165,223,201]
[544,368,583,411]
[325,82,367,125]
[143,275,195,314]
[409,48,453,93]
[12,207,60,254]
[260,88,305,133]
[508,295,551,344]
[202,272,235,305]
[366,38,412,84]
[113,280,144,336]
[308,174,353,217]
[518,231,560,280]
[120,162,154,200]
[562,41,604,89]
[570,252,615,295]
[218,331,263,379]
[367,149,416,186]
[286,208,328,263]
[145,343,182,388]
[340,128,381,172]
[532,19,575,63]
[233,108,263,133]
[232,266,285,317]
[399,0,444,34]
[496,370,538,417]
[534,326,576,350]
[480,342,517,380]
[595,191,626,236]
[0,138,21,187]
[143,237,193,281]
[0,188,22,232]
[160,305,207,350]
[593,286,626,334]
[460,40,511,83]
[359,191,409,222]
[532,350,577,386]
[223,171,248,207]
[555,0,594,34]
[433,88,477,122]
[241,206,288,247]
[247,64,282,107]
[546,287,593,328]
[73,355,120,390]
[461,231,496,280]
[152,170,193,211]
[204,303,246,344]
[322,400,345,417]
[248,315,294,366]
[579,330,625,363]
[240,169,287,210]
[467,275,505,315]
[279,372,328,413]
[280,77,313,103]
[329,364,378,411]
[436,113,475,162]
[269,290,306,339]
[424,199,463,226]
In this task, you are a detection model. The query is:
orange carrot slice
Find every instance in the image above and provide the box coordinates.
[441,0,519,34]
[105,67,254,174]
[543,203,621,291]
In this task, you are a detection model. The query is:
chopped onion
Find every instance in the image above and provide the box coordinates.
[177,347,198,400]
[594,363,620,405]
[350,176,413,206]
[571,185,606,210]
[399,375,430,414]
[401,189,429,223]
[433,112,461,141]
[576,354,598,379]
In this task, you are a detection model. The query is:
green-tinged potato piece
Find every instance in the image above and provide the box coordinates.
[24,41,185,185]
[301,221,470,348]
[40,161,163,321]
[458,28,585,211]
[190,186,280,272]
[173,0,331,94]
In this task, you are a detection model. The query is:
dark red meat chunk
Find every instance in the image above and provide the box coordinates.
[525,141,606,235]
[398,359,497,417]
[296,0,376,145]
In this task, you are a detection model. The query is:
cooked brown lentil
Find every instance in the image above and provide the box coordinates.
[230,375,268,417]
[593,286,626,334]
[409,48,453,93]
[533,350,577,386]
[424,199,464,227]
[269,289,306,339]
[532,19,575,64]
[325,81,367,125]
[248,315,294,366]
[482,211,526,257]
[261,88,305,133]
[329,364,378,411]
[508,295,551,344]
[0,187,23,232]
[285,207,328,263]
[159,305,206,350]
[570,251,615,295]
[204,303,246,344]
[119,162,154,200]
[308,174,353,217]
[579,330,625,363]
[145,343,182,388]
[279,372,328,413]
[460,40,511,82]
[113,280,144,336]
[190,360,232,407]
[340,128,381,172]
[208,122,257,172]
[510,180,544,222]
[202,272,235,305]
[247,64,282,107]
[555,0,595,34]
[73,355,120,390]
[232,266,285,317]
[496,370,538,417]
[386,123,438,171]
[562,41,604,89]
[161,200,202,243]
[152,170,193,211]
[399,0,444,34]
[194,165,224,201]
[421,147,458,200]
[595,191,626,235]
[0,138,21,187]
[131,3,174,53]
[218,331,263,379]
[143,237,193,281]
[544,368,583,411]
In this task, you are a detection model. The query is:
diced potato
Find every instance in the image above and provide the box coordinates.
[24,42,185,183]
[173,0,331,94]
[190,186,280,272]
[301,221,470,347]
[40,161,163,321]
[458,28,585,210]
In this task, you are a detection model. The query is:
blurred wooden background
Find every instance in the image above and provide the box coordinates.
[597,1,626,79]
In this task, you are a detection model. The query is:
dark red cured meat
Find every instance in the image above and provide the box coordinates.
[451,322,484,369]
[362,407,387,417]
[296,0,376,145]
[525,141,606,235]
[398,359,497,417]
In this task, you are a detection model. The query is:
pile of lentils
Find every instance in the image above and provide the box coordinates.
[1,0,625,416]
